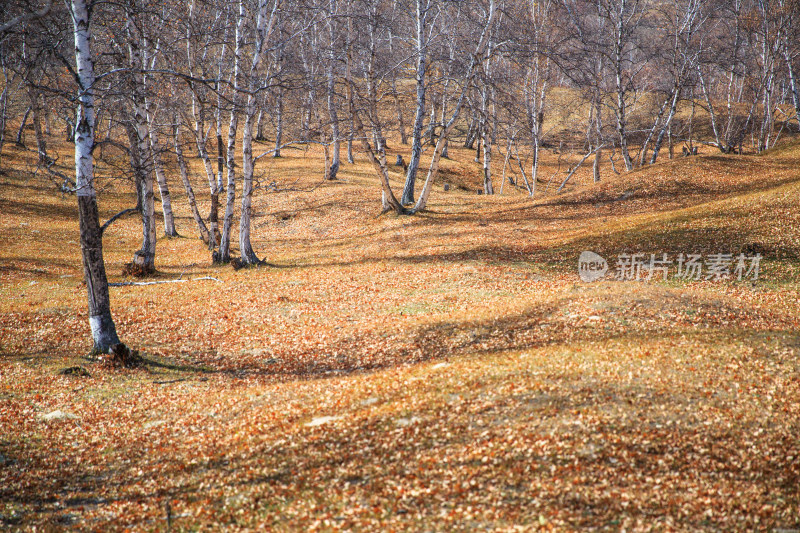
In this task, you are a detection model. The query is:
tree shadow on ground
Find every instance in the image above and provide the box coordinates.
[4,330,798,530]
[204,283,797,382]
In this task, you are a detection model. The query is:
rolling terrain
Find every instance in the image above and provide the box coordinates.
[1,131,799,531]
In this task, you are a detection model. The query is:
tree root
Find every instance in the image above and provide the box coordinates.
[122,261,155,278]
[100,343,143,369]
[231,257,265,270]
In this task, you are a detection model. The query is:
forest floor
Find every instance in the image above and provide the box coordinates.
[1,132,799,531]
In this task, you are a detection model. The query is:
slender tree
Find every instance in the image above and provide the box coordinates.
[70,0,121,353]
[240,0,279,266]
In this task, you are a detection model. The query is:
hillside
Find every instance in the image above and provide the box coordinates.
[1,134,799,531]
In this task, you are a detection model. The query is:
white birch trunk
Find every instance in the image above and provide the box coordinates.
[639,94,671,167]
[28,86,47,164]
[274,88,284,157]
[15,106,30,146]
[650,88,680,164]
[127,9,156,274]
[240,0,278,266]
[146,106,178,236]
[365,5,385,153]
[524,45,549,196]
[142,34,176,236]
[613,0,633,171]
[218,0,246,263]
[71,0,120,352]
[413,0,498,212]
[185,0,219,249]
[188,102,220,248]
[173,115,210,244]
[325,0,340,178]
[401,0,429,205]
[482,123,493,194]
[0,70,8,167]
[214,24,229,195]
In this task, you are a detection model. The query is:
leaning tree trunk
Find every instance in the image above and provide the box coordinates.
[188,101,220,249]
[351,110,405,214]
[650,87,680,164]
[173,115,210,244]
[71,0,121,353]
[15,105,31,146]
[185,0,219,249]
[347,54,404,215]
[639,94,671,167]
[146,106,178,236]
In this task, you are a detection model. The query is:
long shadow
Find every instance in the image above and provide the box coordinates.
[263,184,799,271]
[256,224,798,272]
[500,157,800,212]
[529,211,800,266]
[138,355,218,375]
[4,334,798,530]
[1,197,78,221]
[253,171,800,263]
[192,284,798,382]
[0,261,78,280]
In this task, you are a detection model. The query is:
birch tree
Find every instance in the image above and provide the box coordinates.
[401,0,435,205]
[412,0,499,212]
[218,0,246,263]
[70,0,121,353]
[183,0,225,249]
[647,0,705,165]
[173,113,211,244]
[239,0,279,266]
[144,38,178,237]
[125,0,157,275]
[606,0,649,170]
[325,0,342,180]
[522,0,554,194]
[777,0,800,128]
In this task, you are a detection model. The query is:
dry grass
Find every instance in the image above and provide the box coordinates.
[1,126,799,531]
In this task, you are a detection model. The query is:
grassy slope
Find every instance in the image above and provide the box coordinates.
[0,132,799,531]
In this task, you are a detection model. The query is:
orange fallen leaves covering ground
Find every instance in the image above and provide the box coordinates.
[0,134,799,531]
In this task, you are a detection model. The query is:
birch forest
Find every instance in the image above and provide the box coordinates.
[1,0,800,530]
